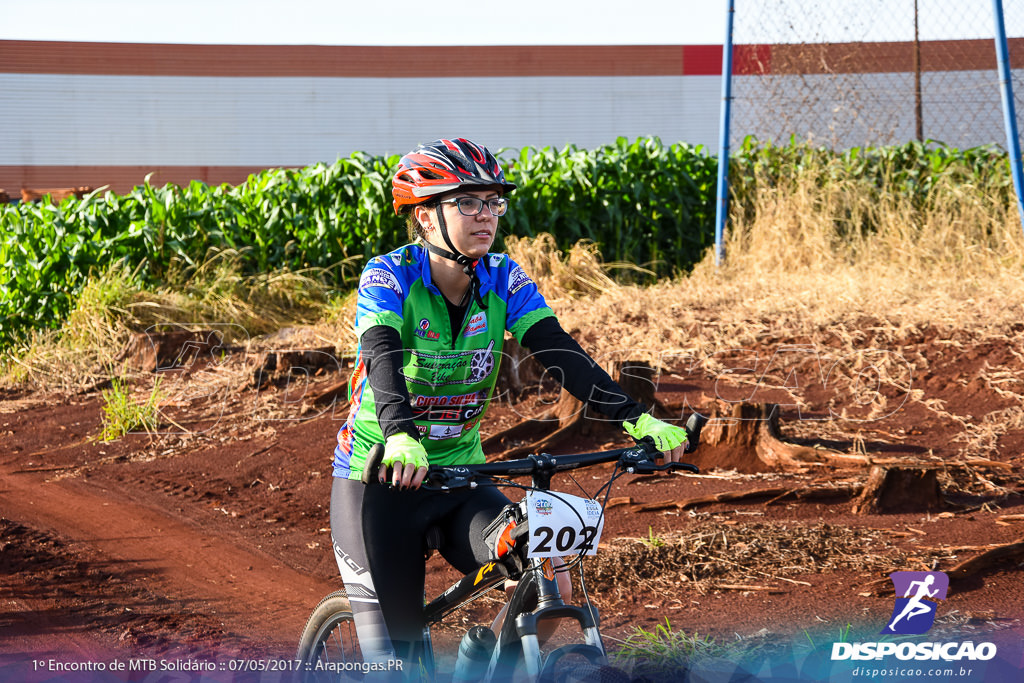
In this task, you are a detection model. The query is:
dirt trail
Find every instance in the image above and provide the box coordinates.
[3,324,1024,680]
[0,462,335,659]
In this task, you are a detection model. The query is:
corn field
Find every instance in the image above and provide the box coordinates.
[0,137,1016,348]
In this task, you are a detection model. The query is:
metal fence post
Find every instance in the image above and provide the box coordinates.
[714,0,736,267]
[993,0,1024,236]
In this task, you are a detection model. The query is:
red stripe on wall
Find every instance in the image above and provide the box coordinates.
[735,44,772,75]
[3,39,1022,79]
[0,166,277,197]
[681,45,722,76]
[766,38,1024,74]
[0,41,691,77]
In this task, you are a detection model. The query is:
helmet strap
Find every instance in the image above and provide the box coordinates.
[431,207,472,265]
[422,206,488,310]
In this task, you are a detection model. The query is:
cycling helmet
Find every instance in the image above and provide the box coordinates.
[391,138,515,311]
[392,138,516,215]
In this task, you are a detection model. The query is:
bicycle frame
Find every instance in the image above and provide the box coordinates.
[419,497,605,681]
[301,423,705,682]
[416,441,700,681]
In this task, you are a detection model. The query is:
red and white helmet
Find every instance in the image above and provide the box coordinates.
[392,138,516,214]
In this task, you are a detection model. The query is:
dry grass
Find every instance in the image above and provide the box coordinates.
[1,253,333,393]
[1,264,144,391]
[504,233,652,303]
[5,169,1024,401]
[503,170,1024,460]
[520,168,1024,372]
[586,521,907,596]
[132,250,331,336]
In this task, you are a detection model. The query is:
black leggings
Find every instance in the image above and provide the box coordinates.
[330,476,511,663]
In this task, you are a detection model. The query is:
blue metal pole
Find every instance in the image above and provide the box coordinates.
[993,0,1024,235]
[714,0,736,267]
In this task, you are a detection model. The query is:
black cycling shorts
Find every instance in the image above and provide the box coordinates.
[330,476,511,661]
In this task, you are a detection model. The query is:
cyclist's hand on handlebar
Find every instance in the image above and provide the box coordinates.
[380,433,428,489]
[623,413,689,464]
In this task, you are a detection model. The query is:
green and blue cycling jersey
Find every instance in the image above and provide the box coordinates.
[333,243,555,479]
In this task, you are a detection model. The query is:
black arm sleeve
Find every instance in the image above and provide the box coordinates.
[360,325,420,442]
[519,316,646,426]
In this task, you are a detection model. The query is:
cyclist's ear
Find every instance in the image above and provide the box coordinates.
[361,443,386,485]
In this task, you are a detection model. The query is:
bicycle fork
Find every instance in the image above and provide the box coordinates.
[491,558,605,680]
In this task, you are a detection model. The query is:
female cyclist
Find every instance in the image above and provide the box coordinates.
[329,137,688,670]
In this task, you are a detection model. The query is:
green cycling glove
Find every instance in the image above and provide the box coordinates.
[382,433,429,471]
[623,413,689,452]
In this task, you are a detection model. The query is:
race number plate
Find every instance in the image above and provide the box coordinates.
[525,491,605,558]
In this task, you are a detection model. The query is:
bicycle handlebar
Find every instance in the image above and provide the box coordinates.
[420,439,699,491]
[362,412,707,490]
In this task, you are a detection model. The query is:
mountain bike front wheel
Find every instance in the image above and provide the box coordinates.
[540,644,630,683]
[296,590,361,682]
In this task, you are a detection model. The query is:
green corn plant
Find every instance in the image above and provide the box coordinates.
[1,139,1014,351]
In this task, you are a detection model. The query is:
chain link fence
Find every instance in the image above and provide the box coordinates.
[731,0,1024,149]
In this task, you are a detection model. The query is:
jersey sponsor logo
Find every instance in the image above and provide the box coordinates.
[428,423,463,440]
[416,318,440,340]
[359,268,403,296]
[509,266,534,295]
[412,402,488,423]
[389,247,416,266]
[411,391,487,408]
[410,392,489,422]
[462,312,487,337]
[404,340,496,387]
[468,340,496,383]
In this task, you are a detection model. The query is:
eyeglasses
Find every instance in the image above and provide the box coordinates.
[438,196,509,217]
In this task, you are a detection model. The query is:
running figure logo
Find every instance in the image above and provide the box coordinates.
[881,571,949,635]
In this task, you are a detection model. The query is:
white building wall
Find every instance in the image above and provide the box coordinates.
[0,73,721,168]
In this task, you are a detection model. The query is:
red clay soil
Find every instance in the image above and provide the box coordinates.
[2,325,1023,681]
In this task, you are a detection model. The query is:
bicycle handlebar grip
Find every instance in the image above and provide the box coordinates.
[361,443,386,485]
[684,412,708,454]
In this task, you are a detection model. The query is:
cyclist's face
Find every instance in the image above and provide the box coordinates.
[419,189,500,259]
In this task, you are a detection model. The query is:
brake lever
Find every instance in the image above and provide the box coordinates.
[630,461,700,475]
[421,465,477,491]
[621,437,700,475]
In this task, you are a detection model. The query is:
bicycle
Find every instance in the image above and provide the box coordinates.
[297,414,706,682]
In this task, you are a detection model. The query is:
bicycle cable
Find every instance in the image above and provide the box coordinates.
[572,459,628,642]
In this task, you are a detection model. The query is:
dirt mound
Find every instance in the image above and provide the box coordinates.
[2,323,1023,676]
[588,521,909,591]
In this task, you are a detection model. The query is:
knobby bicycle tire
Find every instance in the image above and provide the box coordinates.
[296,590,361,681]
[538,644,629,683]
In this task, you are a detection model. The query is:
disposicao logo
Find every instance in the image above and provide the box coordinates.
[831,570,998,663]
[882,570,948,635]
